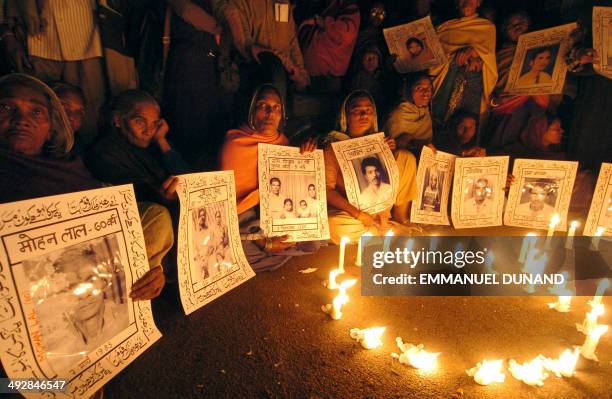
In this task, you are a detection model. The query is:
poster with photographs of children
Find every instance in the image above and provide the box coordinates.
[593,6,612,79]
[451,156,509,229]
[411,146,456,225]
[383,16,447,73]
[176,171,254,315]
[331,133,400,215]
[504,159,578,231]
[504,23,577,95]
[0,185,161,399]
[585,163,612,236]
[258,144,329,242]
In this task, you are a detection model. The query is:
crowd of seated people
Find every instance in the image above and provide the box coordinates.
[1,0,610,301]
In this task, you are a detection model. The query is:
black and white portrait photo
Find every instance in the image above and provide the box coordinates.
[461,176,495,216]
[22,234,129,374]
[420,166,444,212]
[517,44,560,86]
[352,155,392,209]
[516,178,559,218]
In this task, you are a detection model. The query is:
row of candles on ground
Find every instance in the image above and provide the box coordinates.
[319,224,610,387]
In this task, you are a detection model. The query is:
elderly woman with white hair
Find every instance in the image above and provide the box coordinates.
[0,73,171,301]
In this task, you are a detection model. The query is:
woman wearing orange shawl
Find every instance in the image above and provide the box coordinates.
[219,84,319,272]
[429,0,497,126]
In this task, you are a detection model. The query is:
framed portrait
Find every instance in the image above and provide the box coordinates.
[383,16,447,73]
[331,133,400,214]
[0,185,161,398]
[585,163,612,236]
[504,23,577,95]
[593,6,612,79]
[451,156,509,229]
[176,171,254,315]
[504,159,578,231]
[410,146,456,225]
[258,144,329,242]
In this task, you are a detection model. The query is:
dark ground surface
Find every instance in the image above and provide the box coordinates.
[104,225,612,399]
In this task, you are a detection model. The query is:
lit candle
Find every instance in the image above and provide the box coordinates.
[580,324,609,361]
[392,337,440,372]
[523,249,548,294]
[483,250,497,275]
[576,302,605,334]
[324,268,343,290]
[590,226,605,250]
[518,233,537,263]
[543,348,580,378]
[564,221,578,250]
[338,236,350,273]
[466,359,505,385]
[355,232,373,267]
[382,230,394,253]
[322,279,357,320]
[545,213,560,249]
[592,278,610,306]
[350,327,385,349]
[547,272,572,312]
[508,357,549,386]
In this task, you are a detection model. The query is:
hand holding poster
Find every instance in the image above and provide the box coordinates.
[585,163,612,236]
[383,16,447,73]
[451,156,509,229]
[410,146,456,225]
[0,186,161,398]
[176,171,255,315]
[258,144,330,242]
[331,133,399,214]
[504,23,576,95]
[504,159,578,230]
[593,6,612,79]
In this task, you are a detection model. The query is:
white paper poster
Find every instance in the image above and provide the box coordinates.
[505,23,577,95]
[331,133,399,215]
[411,146,456,226]
[451,156,509,229]
[383,16,447,74]
[258,144,329,242]
[0,185,161,398]
[593,6,612,79]
[585,163,612,236]
[176,171,255,315]
[504,159,578,231]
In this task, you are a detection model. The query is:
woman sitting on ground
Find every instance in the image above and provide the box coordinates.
[323,90,420,243]
[85,90,189,206]
[219,84,320,272]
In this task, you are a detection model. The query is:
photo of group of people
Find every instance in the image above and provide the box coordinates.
[268,176,319,220]
[383,16,446,73]
[21,234,130,374]
[191,203,233,281]
[351,154,393,209]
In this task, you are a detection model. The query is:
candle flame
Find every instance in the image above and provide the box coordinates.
[580,324,609,361]
[393,337,440,372]
[508,357,549,386]
[350,327,385,350]
[570,220,579,229]
[543,348,580,378]
[595,226,605,237]
[326,268,343,290]
[385,230,394,237]
[549,213,560,227]
[466,359,505,385]
[340,236,350,245]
